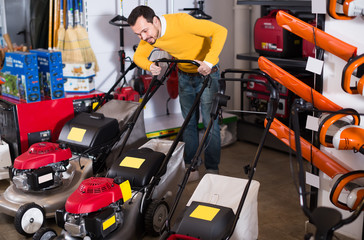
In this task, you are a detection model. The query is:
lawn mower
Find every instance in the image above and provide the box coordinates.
[0,61,148,237]
[33,59,215,240]
[161,69,279,240]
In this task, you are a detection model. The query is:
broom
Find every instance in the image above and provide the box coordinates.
[63,0,83,63]
[56,0,65,51]
[75,0,99,72]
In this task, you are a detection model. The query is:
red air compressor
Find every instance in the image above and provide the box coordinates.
[254,9,302,58]
[114,86,140,102]
[302,20,317,59]
[246,74,290,118]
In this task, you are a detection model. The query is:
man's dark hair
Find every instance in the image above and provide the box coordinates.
[127,6,156,26]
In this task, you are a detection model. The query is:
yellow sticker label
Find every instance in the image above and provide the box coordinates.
[92,101,100,110]
[119,156,145,169]
[189,205,220,221]
[102,215,116,230]
[67,127,86,142]
[119,180,132,202]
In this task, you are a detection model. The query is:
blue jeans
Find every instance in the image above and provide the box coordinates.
[178,66,221,170]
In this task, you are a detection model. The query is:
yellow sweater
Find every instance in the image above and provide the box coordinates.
[133,13,228,73]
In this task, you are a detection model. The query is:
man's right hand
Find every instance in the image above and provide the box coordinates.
[150,63,162,76]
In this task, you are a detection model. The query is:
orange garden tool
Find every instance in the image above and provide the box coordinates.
[275,10,364,96]
[342,54,364,95]
[258,56,342,111]
[318,109,364,154]
[329,0,364,20]
[328,0,355,20]
[343,0,364,16]
[275,10,357,62]
[265,118,364,211]
[259,56,364,154]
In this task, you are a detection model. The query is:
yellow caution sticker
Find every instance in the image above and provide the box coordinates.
[119,180,132,202]
[119,156,145,169]
[102,215,116,230]
[189,205,220,221]
[67,127,86,142]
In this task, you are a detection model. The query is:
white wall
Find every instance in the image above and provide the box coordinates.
[85,0,235,118]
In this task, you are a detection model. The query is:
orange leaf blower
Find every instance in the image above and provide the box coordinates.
[258,56,364,154]
[329,0,364,20]
[276,10,364,96]
[265,118,364,211]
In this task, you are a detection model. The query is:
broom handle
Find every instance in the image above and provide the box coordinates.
[74,0,80,26]
[79,0,84,27]
[59,0,64,27]
[67,0,73,28]
[53,0,59,49]
[48,0,53,49]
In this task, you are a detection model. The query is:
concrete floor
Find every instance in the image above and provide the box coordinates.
[0,140,311,240]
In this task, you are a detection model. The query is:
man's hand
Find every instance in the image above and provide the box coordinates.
[195,60,211,76]
[149,63,162,76]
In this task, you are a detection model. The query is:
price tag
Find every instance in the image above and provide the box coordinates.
[306,57,324,75]
[312,0,326,14]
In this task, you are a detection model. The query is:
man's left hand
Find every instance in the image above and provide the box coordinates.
[195,60,211,76]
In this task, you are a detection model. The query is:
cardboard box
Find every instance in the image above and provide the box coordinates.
[62,62,96,78]
[0,52,41,103]
[30,49,65,100]
[64,77,95,93]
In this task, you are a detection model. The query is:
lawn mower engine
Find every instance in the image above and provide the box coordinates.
[56,177,125,239]
[10,142,73,192]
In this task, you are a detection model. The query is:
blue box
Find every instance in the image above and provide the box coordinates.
[30,49,65,100]
[0,52,41,103]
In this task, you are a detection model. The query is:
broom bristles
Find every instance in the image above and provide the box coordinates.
[63,26,84,63]
[56,25,65,51]
[75,25,99,72]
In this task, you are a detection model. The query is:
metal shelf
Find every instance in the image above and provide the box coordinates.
[236,52,308,69]
[237,0,311,6]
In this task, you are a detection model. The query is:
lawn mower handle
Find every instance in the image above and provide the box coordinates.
[153,58,200,67]
[92,62,137,111]
[219,69,280,120]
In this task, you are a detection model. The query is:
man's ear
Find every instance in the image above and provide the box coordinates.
[153,16,159,25]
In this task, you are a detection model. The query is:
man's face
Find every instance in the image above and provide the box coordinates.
[131,16,159,44]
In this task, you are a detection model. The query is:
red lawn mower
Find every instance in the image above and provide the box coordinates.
[0,60,150,237]
[33,59,214,240]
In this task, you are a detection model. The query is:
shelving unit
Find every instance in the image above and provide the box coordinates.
[234,0,318,150]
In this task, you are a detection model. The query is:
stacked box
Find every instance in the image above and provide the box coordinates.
[30,49,65,100]
[0,52,41,103]
[63,62,96,93]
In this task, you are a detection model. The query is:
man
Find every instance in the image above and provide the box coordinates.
[128,5,227,181]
